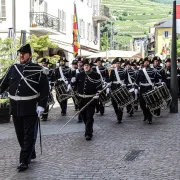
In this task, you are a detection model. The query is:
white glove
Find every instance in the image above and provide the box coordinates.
[65,80,68,85]
[135,89,138,95]
[67,84,71,92]
[93,93,99,99]
[122,84,126,87]
[42,67,49,75]
[36,106,45,117]
[106,88,110,94]
[107,82,111,87]
[71,77,76,83]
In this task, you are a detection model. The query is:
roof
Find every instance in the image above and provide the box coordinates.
[155,19,172,28]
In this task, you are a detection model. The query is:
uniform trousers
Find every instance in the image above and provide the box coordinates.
[111,98,123,121]
[12,115,38,164]
[56,95,67,114]
[95,99,104,114]
[79,98,95,137]
[139,86,152,121]
[42,105,49,120]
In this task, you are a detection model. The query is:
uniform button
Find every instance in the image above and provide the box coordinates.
[18,84,20,86]
[17,91,19,93]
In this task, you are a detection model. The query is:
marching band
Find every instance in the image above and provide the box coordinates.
[0,43,177,171]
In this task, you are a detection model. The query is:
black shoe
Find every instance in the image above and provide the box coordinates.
[85,135,92,141]
[100,112,104,115]
[61,112,66,116]
[31,151,36,160]
[17,163,28,172]
[117,119,122,124]
[129,114,133,117]
[96,110,99,113]
[78,119,83,123]
[148,120,152,124]
[143,116,147,122]
[42,118,47,121]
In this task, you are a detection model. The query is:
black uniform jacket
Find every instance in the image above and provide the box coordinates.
[75,70,102,96]
[0,63,49,116]
[54,65,71,85]
[110,68,125,91]
[92,66,110,82]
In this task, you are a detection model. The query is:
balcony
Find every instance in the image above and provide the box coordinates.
[92,5,110,23]
[30,12,60,35]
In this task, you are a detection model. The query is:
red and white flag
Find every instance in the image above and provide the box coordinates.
[176,5,180,33]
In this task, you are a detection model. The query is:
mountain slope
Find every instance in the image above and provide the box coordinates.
[102,0,172,46]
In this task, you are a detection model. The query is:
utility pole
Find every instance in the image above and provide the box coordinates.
[12,0,16,38]
[21,30,27,46]
[170,0,178,113]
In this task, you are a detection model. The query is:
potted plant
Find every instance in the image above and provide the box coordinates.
[0,97,10,123]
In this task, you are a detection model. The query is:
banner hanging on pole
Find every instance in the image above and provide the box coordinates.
[73,3,80,57]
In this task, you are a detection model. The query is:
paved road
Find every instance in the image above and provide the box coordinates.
[0,100,180,180]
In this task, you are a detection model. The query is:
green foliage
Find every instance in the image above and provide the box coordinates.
[100,33,108,51]
[0,38,17,77]
[177,39,180,57]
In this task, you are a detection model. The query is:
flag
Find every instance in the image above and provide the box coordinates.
[176,5,180,33]
[73,3,80,57]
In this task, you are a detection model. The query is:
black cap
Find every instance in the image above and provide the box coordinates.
[113,57,124,63]
[17,44,32,54]
[83,59,94,66]
[95,57,105,63]
[41,58,50,64]
[124,61,131,66]
[165,58,171,63]
[72,60,78,65]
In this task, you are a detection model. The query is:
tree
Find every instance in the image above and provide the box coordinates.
[100,33,108,51]
[177,39,180,57]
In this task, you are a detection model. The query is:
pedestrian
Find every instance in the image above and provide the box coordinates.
[0,44,49,171]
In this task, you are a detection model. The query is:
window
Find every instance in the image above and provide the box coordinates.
[87,0,92,7]
[58,9,66,33]
[163,31,169,38]
[44,1,48,13]
[0,0,6,20]
[80,20,85,39]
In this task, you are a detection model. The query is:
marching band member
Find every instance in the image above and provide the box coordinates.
[110,57,125,123]
[135,57,161,124]
[40,58,54,121]
[93,57,109,115]
[124,61,137,117]
[164,58,171,90]
[75,59,102,140]
[54,57,71,116]
[0,44,49,171]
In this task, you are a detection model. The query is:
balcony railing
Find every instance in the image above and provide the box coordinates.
[30,12,59,32]
[93,5,110,22]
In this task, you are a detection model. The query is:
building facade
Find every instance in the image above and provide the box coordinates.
[0,0,109,61]
[154,19,172,58]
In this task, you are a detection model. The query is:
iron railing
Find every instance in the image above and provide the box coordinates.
[93,5,110,18]
[30,12,59,32]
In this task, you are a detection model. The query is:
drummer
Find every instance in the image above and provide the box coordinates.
[135,57,161,124]
[124,61,137,117]
[93,57,109,115]
[54,57,71,116]
[109,57,125,123]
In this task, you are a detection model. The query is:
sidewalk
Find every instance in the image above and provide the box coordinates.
[0,100,180,180]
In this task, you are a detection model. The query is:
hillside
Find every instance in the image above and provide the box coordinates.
[102,0,172,46]
[149,0,180,4]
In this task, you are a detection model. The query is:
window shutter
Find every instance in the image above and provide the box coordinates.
[58,9,62,32]
[87,23,89,40]
[44,1,48,13]
[1,0,6,20]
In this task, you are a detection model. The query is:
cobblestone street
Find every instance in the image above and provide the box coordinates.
[1,100,180,180]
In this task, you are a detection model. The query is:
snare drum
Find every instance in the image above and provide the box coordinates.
[55,83,69,103]
[143,88,164,111]
[47,91,55,106]
[99,89,111,105]
[157,83,172,103]
[111,86,134,108]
